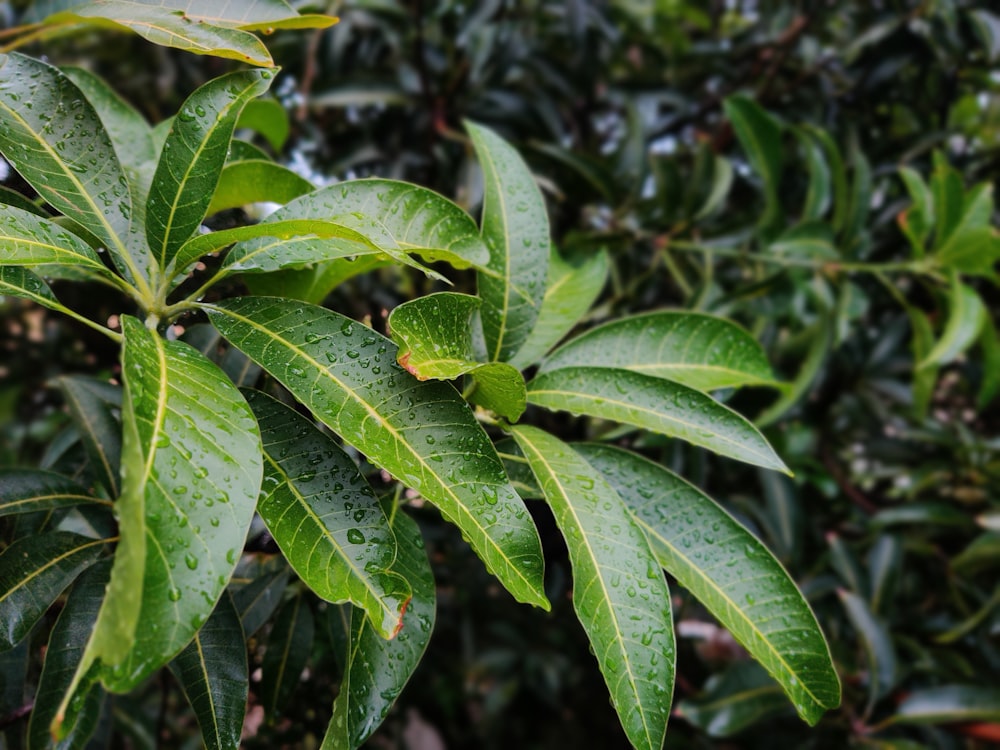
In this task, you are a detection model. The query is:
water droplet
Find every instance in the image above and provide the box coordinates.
[347,528,365,544]
[168,587,182,602]
[184,553,199,570]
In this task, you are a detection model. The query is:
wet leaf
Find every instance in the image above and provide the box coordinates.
[55,376,122,497]
[675,662,791,737]
[511,427,674,750]
[261,594,314,720]
[0,468,105,517]
[468,121,550,362]
[0,204,113,279]
[579,444,840,725]
[527,366,788,472]
[538,311,776,391]
[0,266,63,311]
[246,390,411,639]
[207,160,313,215]
[207,297,548,610]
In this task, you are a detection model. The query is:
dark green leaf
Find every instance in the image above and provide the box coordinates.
[872,503,973,528]
[0,468,105,517]
[756,316,833,428]
[56,376,122,497]
[892,685,1000,725]
[675,662,791,737]
[969,9,1000,62]
[978,312,1000,409]
[724,96,783,233]
[232,567,290,638]
[0,266,63,311]
[797,130,832,221]
[838,589,896,709]
[261,594,314,720]
[207,160,314,215]
[243,256,389,304]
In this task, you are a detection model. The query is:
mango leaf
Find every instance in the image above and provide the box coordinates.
[324,504,436,749]
[0,54,145,285]
[0,531,105,651]
[891,685,1000,725]
[508,248,609,371]
[511,426,674,750]
[146,68,274,272]
[60,316,262,706]
[799,138,832,222]
[206,297,548,610]
[389,293,526,421]
[838,589,897,711]
[28,559,111,750]
[261,594,314,720]
[907,305,937,420]
[675,662,791,737]
[55,376,122,497]
[578,444,840,725]
[0,204,113,279]
[0,468,105,517]
[527,366,788,472]
[232,567,290,638]
[246,390,411,639]
[724,96,783,234]
[243,256,389,305]
[236,98,289,152]
[207,160,314,215]
[770,222,838,261]
[538,311,776,391]
[919,274,986,368]
[694,154,734,220]
[467,122,550,362]
[756,316,833,428]
[0,266,65,313]
[168,593,247,750]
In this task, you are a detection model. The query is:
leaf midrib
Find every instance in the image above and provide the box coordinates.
[0,536,105,605]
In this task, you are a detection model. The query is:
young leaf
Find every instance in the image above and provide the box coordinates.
[206,297,549,610]
[0,204,114,279]
[261,594,314,720]
[65,316,262,697]
[55,376,122,497]
[467,122,550,362]
[527,366,788,472]
[207,160,314,215]
[0,468,105,517]
[675,662,791,737]
[246,390,411,639]
[28,559,111,750]
[324,505,436,749]
[538,311,776,391]
[578,444,841,725]
[169,593,248,750]
[0,531,105,651]
[724,96,783,234]
[511,426,674,750]
[930,153,966,250]
[919,274,986,368]
[0,53,145,285]
[145,69,274,272]
[797,130,832,222]
[694,154,734,220]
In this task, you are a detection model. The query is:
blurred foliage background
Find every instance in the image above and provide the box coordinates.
[2,0,999,748]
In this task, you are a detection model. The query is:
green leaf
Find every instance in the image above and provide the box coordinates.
[842,149,872,255]
[799,125,848,233]
[0,53,144,286]
[978,312,1000,409]
[243,256,389,305]
[578,444,840,725]
[389,293,526,421]
[508,248,609,371]
[724,96,783,234]
[261,594,314,720]
[675,662,790,737]
[0,204,113,278]
[0,531,105,651]
[527,366,788,472]
[892,685,1000,725]
[770,222,839,261]
[969,9,1000,62]
[930,153,965,250]
[324,505,436,749]
[907,305,937,420]
[56,376,122,497]
[797,130,832,221]
[65,316,262,698]
[919,274,986,368]
[538,311,776,391]
[838,589,896,710]
[0,468,105,517]
[694,155,734,220]
[236,98,289,152]
[232,567,290,638]
[28,559,111,750]
[0,266,64,313]
[756,316,833,428]
[935,226,1000,278]
[246,390,411,639]
[467,121,550,362]
[511,427,674,750]
[898,166,934,254]
[169,593,248,750]
[206,160,314,215]
[207,297,548,610]
[146,68,274,272]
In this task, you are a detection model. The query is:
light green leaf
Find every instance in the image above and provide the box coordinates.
[724,96,783,234]
[0,204,112,278]
[0,468,106,517]
[797,130,832,221]
[63,316,262,701]
[770,222,838,261]
[930,153,965,250]
[538,311,776,391]
[508,248,609,371]
[467,122,550,362]
[0,266,62,310]
[207,160,314,215]
[511,426,674,750]
[0,53,145,286]
[898,166,934,254]
[527,366,788,472]
[978,312,1000,409]
[907,305,937,419]
[324,504,436,749]
[675,662,790,737]
[56,376,122,497]
[207,297,548,610]
[236,98,289,152]
[935,226,1000,278]
[146,68,274,272]
[243,256,389,304]
[261,594,314,720]
[969,9,1000,62]
[0,531,105,651]
[694,155,734,220]
[169,593,247,750]
[919,274,986,368]
[579,444,840,725]
[246,390,411,639]
[892,685,1000,725]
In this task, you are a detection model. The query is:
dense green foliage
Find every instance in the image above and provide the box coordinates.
[1,1,999,749]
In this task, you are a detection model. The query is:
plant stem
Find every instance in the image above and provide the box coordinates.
[49,302,123,343]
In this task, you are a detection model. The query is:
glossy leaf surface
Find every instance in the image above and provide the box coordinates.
[892,685,1000,725]
[247,390,411,639]
[0,204,111,278]
[468,122,550,362]
[578,444,840,725]
[538,311,776,391]
[0,266,63,311]
[207,297,548,610]
[528,366,788,472]
[56,376,122,497]
[512,427,674,750]
[919,274,986,368]
[0,468,105,517]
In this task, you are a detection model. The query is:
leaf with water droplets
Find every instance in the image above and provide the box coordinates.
[169,593,248,750]
[59,316,262,707]
[389,293,526,421]
[527,366,788,472]
[0,204,113,279]
[323,504,436,749]
[577,444,841,725]
[0,468,107,517]
[538,311,777,392]
[0,266,62,312]
[207,297,548,610]
[511,427,674,750]
[467,122,550,362]
[246,390,411,639]
[146,69,273,273]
